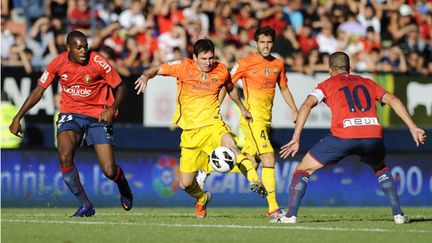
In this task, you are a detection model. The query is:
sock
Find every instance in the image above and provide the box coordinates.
[287,170,310,217]
[236,153,260,182]
[376,167,404,216]
[61,164,92,207]
[184,179,206,203]
[113,166,132,198]
[262,167,279,212]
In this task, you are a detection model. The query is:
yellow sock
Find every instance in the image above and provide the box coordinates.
[236,153,260,182]
[262,167,279,212]
[184,180,206,203]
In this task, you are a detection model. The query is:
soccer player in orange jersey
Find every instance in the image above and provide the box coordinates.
[231,26,298,218]
[135,39,267,219]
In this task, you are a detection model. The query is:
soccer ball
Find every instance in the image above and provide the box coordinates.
[209,146,236,173]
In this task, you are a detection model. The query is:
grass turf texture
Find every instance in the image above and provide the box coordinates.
[2,207,431,243]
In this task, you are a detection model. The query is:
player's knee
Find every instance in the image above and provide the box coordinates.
[58,152,73,167]
[102,166,117,180]
[179,179,193,190]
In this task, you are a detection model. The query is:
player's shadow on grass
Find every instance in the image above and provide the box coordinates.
[407,218,432,224]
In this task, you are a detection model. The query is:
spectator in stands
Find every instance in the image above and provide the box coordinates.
[26,16,58,70]
[297,22,318,54]
[257,4,287,37]
[405,51,426,75]
[69,0,102,35]
[100,45,131,77]
[388,4,418,44]
[236,2,256,40]
[360,26,382,53]
[119,0,146,36]
[317,22,340,54]
[97,0,125,24]
[273,24,299,65]
[46,0,70,31]
[357,0,382,34]
[157,24,187,62]
[3,44,34,74]
[1,15,16,61]
[156,0,186,34]
[183,0,210,39]
[305,49,328,74]
[283,0,303,33]
[378,45,407,73]
[135,24,159,69]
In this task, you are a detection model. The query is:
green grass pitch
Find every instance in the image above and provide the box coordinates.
[2,207,432,243]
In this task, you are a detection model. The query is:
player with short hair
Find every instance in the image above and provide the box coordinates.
[9,30,133,217]
[135,38,267,219]
[202,26,298,218]
[273,51,427,224]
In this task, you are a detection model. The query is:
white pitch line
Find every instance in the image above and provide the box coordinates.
[2,219,431,234]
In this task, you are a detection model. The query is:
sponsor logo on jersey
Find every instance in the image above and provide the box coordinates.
[94,55,112,73]
[264,68,270,76]
[343,117,380,128]
[168,60,181,65]
[40,71,49,83]
[63,85,92,97]
[200,73,207,81]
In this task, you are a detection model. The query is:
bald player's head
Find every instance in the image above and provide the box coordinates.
[329,52,350,75]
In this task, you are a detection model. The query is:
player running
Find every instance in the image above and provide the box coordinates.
[197,26,298,218]
[134,39,267,219]
[9,31,133,217]
[273,51,427,224]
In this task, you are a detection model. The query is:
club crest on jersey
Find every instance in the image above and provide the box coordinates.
[273,68,279,76]
[200,73,207,81]
[85,75,91,83]
[211,75,218,82]
[264,68,270,76]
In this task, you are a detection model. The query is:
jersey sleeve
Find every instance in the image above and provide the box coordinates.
[230,61,246,84]
[95,53,122,88]
[277,62,288,89]
[369,79,388,102]
[160,60,184,78]
[309,83,326,103]
[38,56,61,89]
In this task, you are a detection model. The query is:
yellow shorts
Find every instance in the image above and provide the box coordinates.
[179,120,233,173]
[240,120,274,157]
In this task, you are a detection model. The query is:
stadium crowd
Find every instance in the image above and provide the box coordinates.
[1,0,431,76]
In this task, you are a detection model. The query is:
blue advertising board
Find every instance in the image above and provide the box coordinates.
[1,150,431,207]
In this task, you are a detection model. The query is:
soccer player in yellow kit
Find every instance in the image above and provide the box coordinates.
[134,39,267,219]
[200,26,298,217]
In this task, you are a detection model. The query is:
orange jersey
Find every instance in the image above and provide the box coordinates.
[230,53,287,125]
[160,59,230,130]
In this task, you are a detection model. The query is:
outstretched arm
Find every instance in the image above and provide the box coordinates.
[9,86,46,137]
[381,92,427,147]
[280,95,318,159]
[134,66,161,95]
